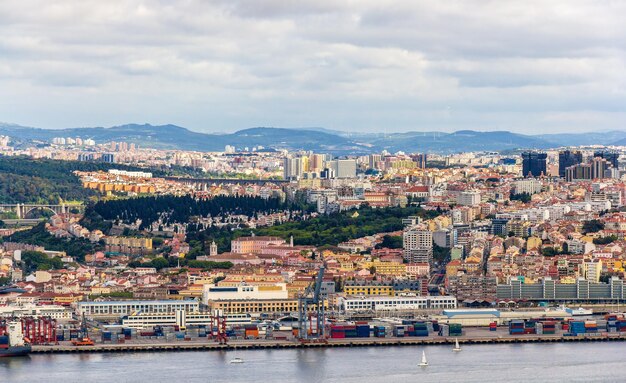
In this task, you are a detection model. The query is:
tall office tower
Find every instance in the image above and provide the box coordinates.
[411,153,428,169]
[521,152,547,178]
[591,157,611,179]
[566,163,592,182]
[301,156,310,173]
[101,153,115,163]
[368,154,382,170]
[593,151,619,169]
[558,150,583,178]
[310,154,326,172]
[283,157,302,180]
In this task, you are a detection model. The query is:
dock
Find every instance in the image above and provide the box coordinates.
[31,333,626,354]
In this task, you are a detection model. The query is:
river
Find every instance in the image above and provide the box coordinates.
[1,343,625,382]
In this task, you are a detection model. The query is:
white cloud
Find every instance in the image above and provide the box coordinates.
[0,0,624,134]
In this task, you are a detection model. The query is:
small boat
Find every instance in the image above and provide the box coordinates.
[419,350,428,367]
[229,357,244,364]
[452,338,461,352]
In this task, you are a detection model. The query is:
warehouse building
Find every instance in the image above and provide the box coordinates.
[496,277,626,302]
[338,295,457,313]
[77,300,199,319]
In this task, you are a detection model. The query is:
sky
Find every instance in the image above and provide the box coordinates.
[0,0,625,134]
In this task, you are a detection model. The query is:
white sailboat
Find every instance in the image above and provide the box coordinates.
[419,350,428,367]
[453,338,461,352]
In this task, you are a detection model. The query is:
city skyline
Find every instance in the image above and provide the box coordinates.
[1,1,625,134]
[4,1,626,378]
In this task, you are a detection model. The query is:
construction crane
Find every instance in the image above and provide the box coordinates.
[297,264,326,341]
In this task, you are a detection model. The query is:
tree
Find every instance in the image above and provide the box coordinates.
[152,237,165,247]
[150,257,169,270]
[8,222,101,262]
[21,250,63,273]
[593,235,617,245]
[510,192,532,203]
[433,244,451,263]
[375,235,403,249]
[583,220,604,234]
[0,156,166,204]
[541,247,568,257]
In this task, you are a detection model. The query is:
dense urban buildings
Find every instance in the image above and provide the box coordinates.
[4,132,626,357]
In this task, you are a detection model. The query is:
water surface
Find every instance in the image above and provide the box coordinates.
[1,343,625,383]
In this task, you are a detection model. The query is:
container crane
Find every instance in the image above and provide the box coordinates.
[297,264,326,341]
[72,313,94,346]
[210,309,228,345]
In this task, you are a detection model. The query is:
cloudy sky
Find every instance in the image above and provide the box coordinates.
[1,0,625,134]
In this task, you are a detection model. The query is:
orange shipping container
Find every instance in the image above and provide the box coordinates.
[245,329,259,338]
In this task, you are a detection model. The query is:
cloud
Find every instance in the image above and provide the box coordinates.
[0,0,624,134]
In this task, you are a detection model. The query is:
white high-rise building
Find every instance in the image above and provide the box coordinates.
[457,190,481,206]
[403,227,433,264]
[512,179,542,195]
[331,159,357,178]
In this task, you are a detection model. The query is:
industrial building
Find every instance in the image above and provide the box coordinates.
[202,283,289,305]
[432,308,571,326]
[121,311,253,329]
[76,300,199,319]
[338,295,457,313]
[496,277,626,302]
[0,304,73,320]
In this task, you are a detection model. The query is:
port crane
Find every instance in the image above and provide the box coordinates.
[210,309,228,345]
[72,313,94,346]
[297,264,326,341]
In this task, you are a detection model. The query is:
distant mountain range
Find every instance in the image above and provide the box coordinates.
[1,122,626,154]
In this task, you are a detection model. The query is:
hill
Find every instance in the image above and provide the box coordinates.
[0,157,165,204]
[368,130,554,153]
[0,123,372,154]
[537,131,626,147]
[2,122,626,154]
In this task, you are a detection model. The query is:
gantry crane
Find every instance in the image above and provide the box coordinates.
[72,313,94,346]
[297,264,326,341]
